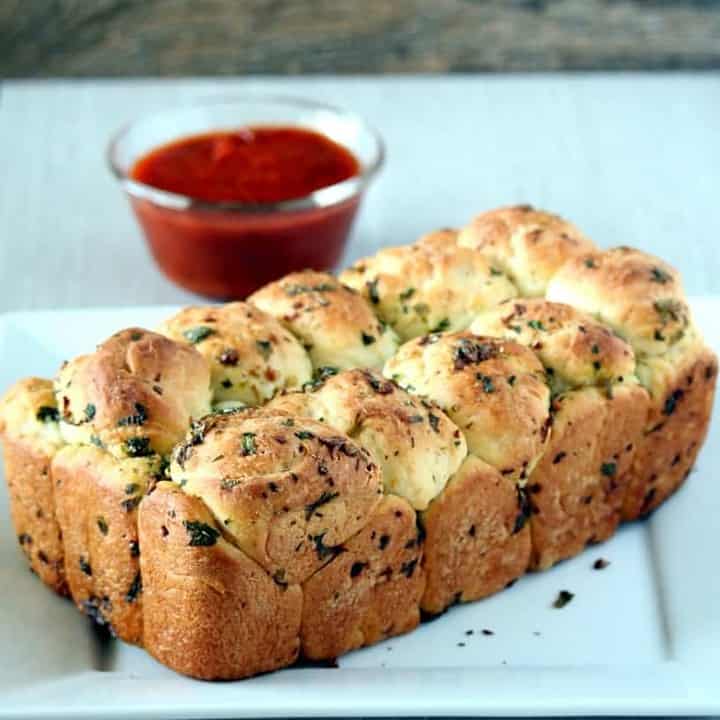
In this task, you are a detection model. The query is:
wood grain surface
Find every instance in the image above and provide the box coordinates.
[2,0,720,77]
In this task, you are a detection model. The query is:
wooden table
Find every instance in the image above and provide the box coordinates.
[0,74,718,313]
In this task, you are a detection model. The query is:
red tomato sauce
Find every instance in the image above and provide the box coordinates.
[127,126,364,300]
[130,127,359,204]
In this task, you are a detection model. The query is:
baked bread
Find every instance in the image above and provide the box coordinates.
[0,378,66,593]
[0,204,715,681]
[140,408,423,675]
[249,270,399,371]
[159,302,312,407]
[457,205,596,296]
[547,247,717,518]
[52,328,212,642]
[470,300,649,568]
[339,230,517,341]
[385,333,551,611]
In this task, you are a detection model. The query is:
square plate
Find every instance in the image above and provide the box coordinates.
[1,301,719,719]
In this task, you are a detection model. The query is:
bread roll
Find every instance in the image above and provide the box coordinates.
[471,300,649,568]
[340,230,517,341]
[159,302,312,406]
[458,205,596,296]
[547,248,718,518]
[169,410,383,585]
[385,333,551,611]
[0,378,66,593]
[249,270,399,371]
[55,328,211,458]
[267,368,467,511]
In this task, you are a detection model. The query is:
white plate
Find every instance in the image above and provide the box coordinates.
[1,301,719,720]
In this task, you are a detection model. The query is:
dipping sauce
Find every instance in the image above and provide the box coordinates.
[127,126,364,299]
[131,127,360,204]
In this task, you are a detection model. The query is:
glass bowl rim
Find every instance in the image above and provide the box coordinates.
[107,93,385,214]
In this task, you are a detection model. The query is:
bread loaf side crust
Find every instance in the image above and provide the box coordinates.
[421,455,530,614]
[529,384,648,570]
[139,482,302,680]
[301,494,424,659]
[52,445,155,644]
[2,435,67,594]
[625,344,717,519]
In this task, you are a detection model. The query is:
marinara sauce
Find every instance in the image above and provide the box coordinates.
[129,126,362,299]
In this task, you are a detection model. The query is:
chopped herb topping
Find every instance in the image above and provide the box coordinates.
[256,339,272,359]
[183,326,216,344]
[124,436,152,457]
[129,540,140,557]
[350,561,367,578]
[240,432,257,456]
[399,287,416,301]
[407,414,424,424]
[601,462,617,477]
[361,331,376,346]
[508,375,517,386]
[663,388,684,416]
[121,496,141,512]
[305,491,339,520]
[125,483,139,495]
[117,402,148,427]
[84,403,96,421]
[302,365,339,391]
[653,299,686,325]
[591,344,600,355]
[285,282,336,296]
[431,318,451,333]
[221,378,233,389]
[584,258,597,269]
[295,430,315,441]
[650,267,671,284]
[130,331,143,341]
[553,590,575,608]
[97,517,109,535]
[362,370,394,394]
[428,412,441,433]
[79,557,92,576]
[90,435,104,448]
[528,319,545,331]
[281,417,295,427]
[311,531,344,561]
[490,267,503,276]
[183,520,220,547]
[476,373,495,393]
[453,338,499,370]
[36,406,59,423]
[366,278,380,305]
[125,572,142,602]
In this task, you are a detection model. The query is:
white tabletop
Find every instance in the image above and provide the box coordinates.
[0,73,718,314]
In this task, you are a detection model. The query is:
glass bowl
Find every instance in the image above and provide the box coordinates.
[108,95,384,299]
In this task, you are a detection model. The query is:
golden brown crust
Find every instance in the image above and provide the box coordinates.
[249,271,399,370]
[139,482,302,680]
[170,410,383,585]
[159,302,312,406]
[2,435,67,594]
[457,205,596,296]
[301,495,424,660]
[421,455,531,614]
[52,445,160,644]
[0,377,66,593]
[470,299,637,392]
[528,384,649,570]
[55,328,211,458]
[340,229,517,341]
[267,369,467,511]
[385,333,551,482]
[625,343,718,519]
[546,247,690,358]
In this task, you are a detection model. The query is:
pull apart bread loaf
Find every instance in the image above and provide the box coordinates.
[0,205,716,680]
